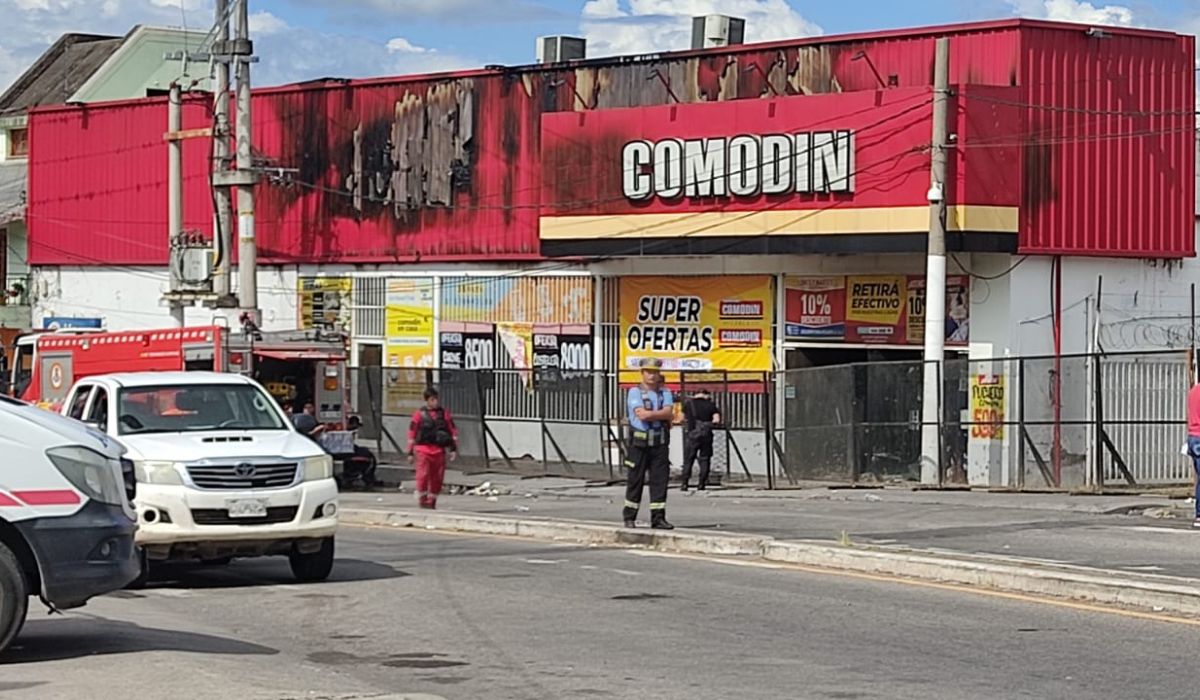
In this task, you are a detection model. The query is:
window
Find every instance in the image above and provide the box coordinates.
[67,387,93,420]
[84,388,109,429]
[6,128,28,159]
[117,384,286,435]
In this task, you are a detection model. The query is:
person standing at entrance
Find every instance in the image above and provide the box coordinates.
[407,387,458,509]
[623,358,675,530]
[1187,380,1200,528]
[681,388,721,492]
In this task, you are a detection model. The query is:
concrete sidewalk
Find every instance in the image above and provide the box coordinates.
[335,472,1200,614]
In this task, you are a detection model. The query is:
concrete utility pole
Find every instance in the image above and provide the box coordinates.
[167,81,185,328]
[919,36,951,485]
[211,0,234,303]
[233,0,260,326]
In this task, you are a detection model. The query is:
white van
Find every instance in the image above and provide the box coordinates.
[0,393,139,653]
[61,372,339,583]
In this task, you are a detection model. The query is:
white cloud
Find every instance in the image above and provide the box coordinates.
[580,0,822,57]
[289,0,561,23]
[0,0,481,94]
[248,10,289,37]
[386,37,428,55]
[1009,0,1135,26]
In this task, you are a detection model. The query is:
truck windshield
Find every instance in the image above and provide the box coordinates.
[117,384,286,435]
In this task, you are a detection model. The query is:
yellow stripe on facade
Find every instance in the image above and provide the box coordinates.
[538,205,1019,240]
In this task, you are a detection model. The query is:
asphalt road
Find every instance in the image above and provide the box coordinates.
[3,526,1200,699]
[344,489,1200,579]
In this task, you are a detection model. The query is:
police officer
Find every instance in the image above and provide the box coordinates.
[681,387,721,491]
[623,358,675,530]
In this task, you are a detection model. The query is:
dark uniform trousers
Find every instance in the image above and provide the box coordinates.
[682,434,714,488]
[624,440,670,523]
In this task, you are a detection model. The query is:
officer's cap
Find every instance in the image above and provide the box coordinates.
[639,358,663,371]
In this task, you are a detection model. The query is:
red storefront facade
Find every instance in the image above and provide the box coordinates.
[24,18,1195,267]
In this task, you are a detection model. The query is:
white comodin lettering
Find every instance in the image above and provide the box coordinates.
[813,130,854,193]
[793,133,812,193]
[761,134,792,195]
[653,139,684,199]
[683,138,726,197]
[622,141,652,200]
[625,131,854,200]
[728,135,760,197]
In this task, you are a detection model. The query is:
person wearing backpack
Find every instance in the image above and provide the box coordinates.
[681,387,721,492]
[406,386,458,509]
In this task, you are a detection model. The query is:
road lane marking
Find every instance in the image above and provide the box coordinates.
[525,558,568,565]
[347,521,1200,627]
[609,569,641,577]
[627,549,1200,628]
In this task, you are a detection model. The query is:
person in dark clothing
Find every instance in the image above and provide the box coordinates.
[291,399,325,445]
[341,415,379,489]
[681,388,721,492]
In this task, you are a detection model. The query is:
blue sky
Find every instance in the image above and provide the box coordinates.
[1,0,1197,91]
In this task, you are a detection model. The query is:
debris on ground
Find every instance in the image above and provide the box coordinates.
[467,481,513,497]
[515,505,531,512]
[864,494,883,502]
[486,496,499,503]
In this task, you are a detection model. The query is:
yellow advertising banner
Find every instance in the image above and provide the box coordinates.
[618,275,773,373]
[846,275,906,324]
[384,278,435,368]
[297,277,351,330]
[970,374,1005,440]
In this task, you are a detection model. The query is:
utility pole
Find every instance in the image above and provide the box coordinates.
[167,81,185,328]
[233,0,260,327]
[211,0,234,304]
[919,36,950,486]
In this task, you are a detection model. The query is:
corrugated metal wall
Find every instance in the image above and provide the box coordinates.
[25,20,1196,265]
[1018,27,1196,257]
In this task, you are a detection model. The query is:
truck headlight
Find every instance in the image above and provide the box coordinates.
[303,455,333,482]
[134,460,183,485]
[46,446,126,506]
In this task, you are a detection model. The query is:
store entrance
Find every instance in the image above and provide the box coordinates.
[780,346,964,484]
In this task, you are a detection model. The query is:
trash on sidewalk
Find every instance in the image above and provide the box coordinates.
[864,494,883,502]
[515,505,531,512]
[486,496,499,503]
[467,481,513,498]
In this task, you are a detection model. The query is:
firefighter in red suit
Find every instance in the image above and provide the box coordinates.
[406,386,458,509]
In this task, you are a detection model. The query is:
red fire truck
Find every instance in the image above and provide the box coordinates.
[4,325,349,425]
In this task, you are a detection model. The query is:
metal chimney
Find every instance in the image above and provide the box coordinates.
[691,15,746,50]
[537,35,586,64]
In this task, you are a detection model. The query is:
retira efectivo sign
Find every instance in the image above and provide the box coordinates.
[621,131,855,201]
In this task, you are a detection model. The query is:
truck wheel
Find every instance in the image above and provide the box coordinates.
[0,541,29,654]
[289,537,334,583]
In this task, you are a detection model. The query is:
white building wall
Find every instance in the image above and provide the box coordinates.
[31,266,300,331]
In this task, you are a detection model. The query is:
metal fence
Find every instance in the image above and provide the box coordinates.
[347,367,772,483]
[346,350,1194,490]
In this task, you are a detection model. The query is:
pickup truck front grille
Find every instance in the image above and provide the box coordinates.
[185,462,299,490]
[191,506,299,526]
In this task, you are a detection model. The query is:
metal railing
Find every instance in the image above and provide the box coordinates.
[345,350,1194,491]
[2,274,29,306]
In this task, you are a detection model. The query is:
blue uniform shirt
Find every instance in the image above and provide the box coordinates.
[627,385,674,432]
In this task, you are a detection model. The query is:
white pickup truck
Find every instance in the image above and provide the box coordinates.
[61,372,338,583]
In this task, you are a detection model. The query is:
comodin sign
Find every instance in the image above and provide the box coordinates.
[621,131,856,201]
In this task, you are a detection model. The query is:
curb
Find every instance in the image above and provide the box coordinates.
[340,507,1200,616]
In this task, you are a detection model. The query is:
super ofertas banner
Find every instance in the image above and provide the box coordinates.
[619,276,773,372]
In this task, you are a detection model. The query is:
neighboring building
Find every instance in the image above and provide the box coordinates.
[0,26,205,331]
[22,18,1197,487]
